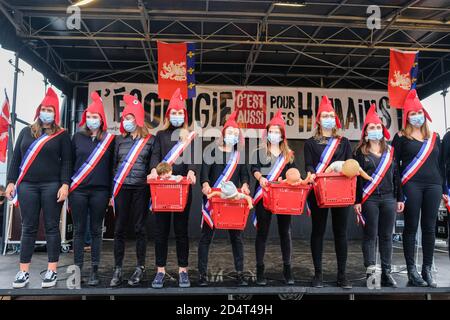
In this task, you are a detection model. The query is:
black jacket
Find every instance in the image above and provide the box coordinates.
[303,136,352,173]
[113,133,155,187]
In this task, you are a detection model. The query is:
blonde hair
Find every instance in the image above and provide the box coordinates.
[401,122,431,140]
[355,134,388,156]
[30,117,61,139]
[156,162,172,175]
[258,125,294,163]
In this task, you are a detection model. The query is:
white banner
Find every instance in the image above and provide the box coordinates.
[87,82,398,140]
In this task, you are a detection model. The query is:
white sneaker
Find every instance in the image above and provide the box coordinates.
[12,271,30,289]
[41,270,57,288]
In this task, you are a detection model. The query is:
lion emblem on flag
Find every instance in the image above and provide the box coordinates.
[389,70,412,91]
[160,60,187,82]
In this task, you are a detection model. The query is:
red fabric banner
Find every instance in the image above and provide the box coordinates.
[157,41,188,100]
[388,49,419,109]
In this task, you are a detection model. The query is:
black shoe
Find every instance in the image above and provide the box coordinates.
[283,264,295,285]
[151,272,165,289]
[88,267,100,287]
[110,266,123,287]
[128,266,145,286]
[337,273,352,289]
[256,264,267,286]
[237,272,248,286]
[311,272,323,288]
[407,265,427,287]
[198,273,208,287]
[421,265,437,288]
[381,268,397,288]
[179,271,191,288]
[13,271,30,289]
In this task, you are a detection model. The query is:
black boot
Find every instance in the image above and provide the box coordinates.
[88,265,99,286]
[110,266,122,287]
[128,266,145,286]
[256,264,267,286]
[381,267,397,288]
[421,265,437,288]
[407,265,427,287]
[283,264,295,285]
[337,272,352,289]
[198,273,208,287]
[311,271,323,288]
[237,272,248,286]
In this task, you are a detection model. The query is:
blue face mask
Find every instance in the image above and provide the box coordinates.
[224,134,239,146]
[367,129,383,141]
[86,118,101,131]
[408,114,425,127]
[123,119,136,133]
[321,118,336,130]
[39,111,55,124]
[170,115,185,127]
[267,132,282,144]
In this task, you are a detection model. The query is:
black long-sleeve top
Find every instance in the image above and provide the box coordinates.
[7,126,72,185]
[392,132,445,193]
[250,149,297,195]
[353,148,403,203]
[71,132,115,190]
[440,131,450,191]
[149,127,198,176]
[113,133,155,188]
[303,136,352,173]
[200,146,249,188]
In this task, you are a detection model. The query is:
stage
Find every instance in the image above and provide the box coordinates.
[0,240,449,300]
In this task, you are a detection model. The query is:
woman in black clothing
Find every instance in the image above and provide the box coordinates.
[440,130,450,260]
[251,110,297,286]
[70,92,114,286]
[148,88,197,289]
[198,110,250,287]
[6,88,72,289]
[110,94,154,287]
[392,89,444,288]
[303,95,352,289]
[353,104,403,288]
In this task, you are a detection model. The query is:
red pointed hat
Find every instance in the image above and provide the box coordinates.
[79,91,108,131]
[402,89,432,128]
[267,109,287,141]
[35,87,60,124]
[362,103,390,140]
[165,88,188,124]
[315,95,342,129]
[120,94,145,134]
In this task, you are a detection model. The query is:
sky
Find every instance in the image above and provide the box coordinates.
[0,45,449,183]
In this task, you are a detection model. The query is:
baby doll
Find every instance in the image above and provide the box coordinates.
[278,168,312,185]
[325,159,372,181]
[207,181,253,209]
[155,162,183,182]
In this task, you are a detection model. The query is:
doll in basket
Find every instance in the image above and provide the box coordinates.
[156,162,183,182]
[207,181,254,209]
[277,168,313,186]
[325,159,372,181]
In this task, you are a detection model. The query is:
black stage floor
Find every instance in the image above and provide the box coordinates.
[0,240,449,299]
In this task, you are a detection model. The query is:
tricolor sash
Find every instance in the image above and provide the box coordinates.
[162,131,197,165]
[11,130,65,206]
[112,135,151,205]
[201,150,240,228]
[358,147,394,226]
[401,132,437,186]
[70,133,115,193]
[251,151,294,227]
[315,137,341,174]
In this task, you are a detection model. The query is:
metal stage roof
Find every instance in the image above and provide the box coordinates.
[0,0,449,98]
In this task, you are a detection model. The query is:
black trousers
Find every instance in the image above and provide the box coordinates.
[197,224,244,275]
[402,181,441,267]
[154,187,191,268]
[361,194,396,269]
[254,201,292,266]
[113,186,150,267]
[69,187,109,268]
[18,181,63,264]
[308,192,349,274]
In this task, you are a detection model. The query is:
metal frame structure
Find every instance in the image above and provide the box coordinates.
[0,0,449,95]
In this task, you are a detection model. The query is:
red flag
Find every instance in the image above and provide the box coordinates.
[157,41,196,100]
[388,49,419,109]
[0,91,11,163]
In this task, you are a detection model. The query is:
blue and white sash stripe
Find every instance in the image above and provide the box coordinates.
[362,147,392,202]
[315,137,340,174]
[401,133,436,185]
[162,131,196,165]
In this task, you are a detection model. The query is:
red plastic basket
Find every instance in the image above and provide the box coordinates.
[262,182,311,215]
[313,172,356,208]
[208,188,250,230]
[148,178,191,212]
